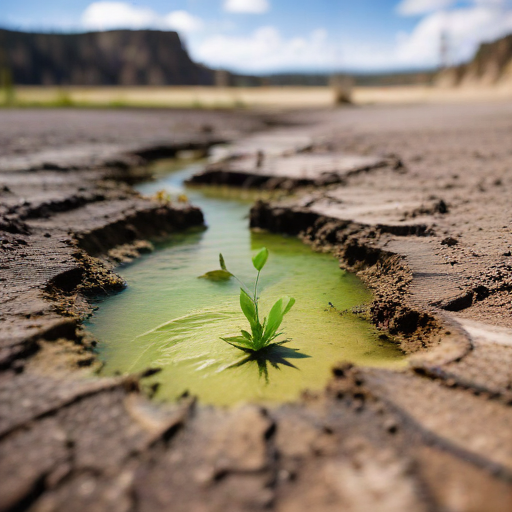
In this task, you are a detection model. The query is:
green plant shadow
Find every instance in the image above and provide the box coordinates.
[226,345,311,384]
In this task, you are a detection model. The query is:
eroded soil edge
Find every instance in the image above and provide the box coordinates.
[2,107,512,512]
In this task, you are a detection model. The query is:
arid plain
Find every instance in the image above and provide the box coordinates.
[1,95,512,511]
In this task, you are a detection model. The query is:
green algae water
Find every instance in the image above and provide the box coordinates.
[87,160,405,406]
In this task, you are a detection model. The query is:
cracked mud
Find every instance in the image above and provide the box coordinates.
[1,105,512,512]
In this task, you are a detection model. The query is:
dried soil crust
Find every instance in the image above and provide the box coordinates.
[188,149,389,189]
[1,106,512,512]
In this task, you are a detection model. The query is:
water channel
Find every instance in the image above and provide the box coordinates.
[87,159,405,406]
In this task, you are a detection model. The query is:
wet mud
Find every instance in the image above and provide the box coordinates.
[1,105,512,512]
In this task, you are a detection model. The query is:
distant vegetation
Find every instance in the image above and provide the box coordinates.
[264,70,436,87]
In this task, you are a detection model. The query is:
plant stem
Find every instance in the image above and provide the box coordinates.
[254,270,260,322]
[232,274,251,295]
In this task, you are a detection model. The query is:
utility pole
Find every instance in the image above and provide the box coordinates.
[215,69,230,88]
[329,1,353,104]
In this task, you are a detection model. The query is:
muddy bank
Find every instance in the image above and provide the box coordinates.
[250,202,450,353]
[1,105,512,512]
[187,151,389,190]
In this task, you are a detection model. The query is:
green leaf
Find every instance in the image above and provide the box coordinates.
[283,297,295,315]
[251,322,264,349]
[268,331,284,342]
[219,253,227,271]
[252,247,269,272]
[221,335,252,345]
[240,288,257,328]
[241,330,252,341]
[273,338,292,346]
[198,270,232,281]
[221,336,255,352]
[263,297,295,343]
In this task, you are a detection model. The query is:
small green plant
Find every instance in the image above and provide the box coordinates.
[201,248,295,353]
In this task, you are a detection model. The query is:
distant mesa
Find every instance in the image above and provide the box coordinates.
[436,33,512,88]
[0,28,218,86]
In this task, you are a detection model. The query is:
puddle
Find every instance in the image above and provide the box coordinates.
[87,160,405,406]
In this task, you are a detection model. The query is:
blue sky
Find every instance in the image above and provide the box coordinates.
[2,0,512,73]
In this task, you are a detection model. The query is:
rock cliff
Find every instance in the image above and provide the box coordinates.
[0,28,216,86]
[436,34,512,87]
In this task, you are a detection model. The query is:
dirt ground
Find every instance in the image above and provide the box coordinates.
[1,103,512,512]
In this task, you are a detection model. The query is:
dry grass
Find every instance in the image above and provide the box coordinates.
[3,86,332,109]
[353,84,512,104]
[3,84,512,109]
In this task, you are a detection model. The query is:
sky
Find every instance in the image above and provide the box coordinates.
[2,0,512,73]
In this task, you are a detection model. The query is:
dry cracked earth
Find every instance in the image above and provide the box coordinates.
[1,104,512,512]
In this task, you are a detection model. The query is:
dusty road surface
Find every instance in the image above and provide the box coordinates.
[1,104,512,512]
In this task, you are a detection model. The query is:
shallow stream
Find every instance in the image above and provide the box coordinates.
[87,160,405,406]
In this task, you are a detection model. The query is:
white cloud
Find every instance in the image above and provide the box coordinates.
[224,0,270,14]
[164,11,203,33]
[193,2,512,73]
[396,0,455,16]
[81,2,203,33]
[82,2,156,30]
[78,1,512,73]
[395,5,512,66]
[396,0,507,16]
[473,0,508,5]
[196,26,341,72]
